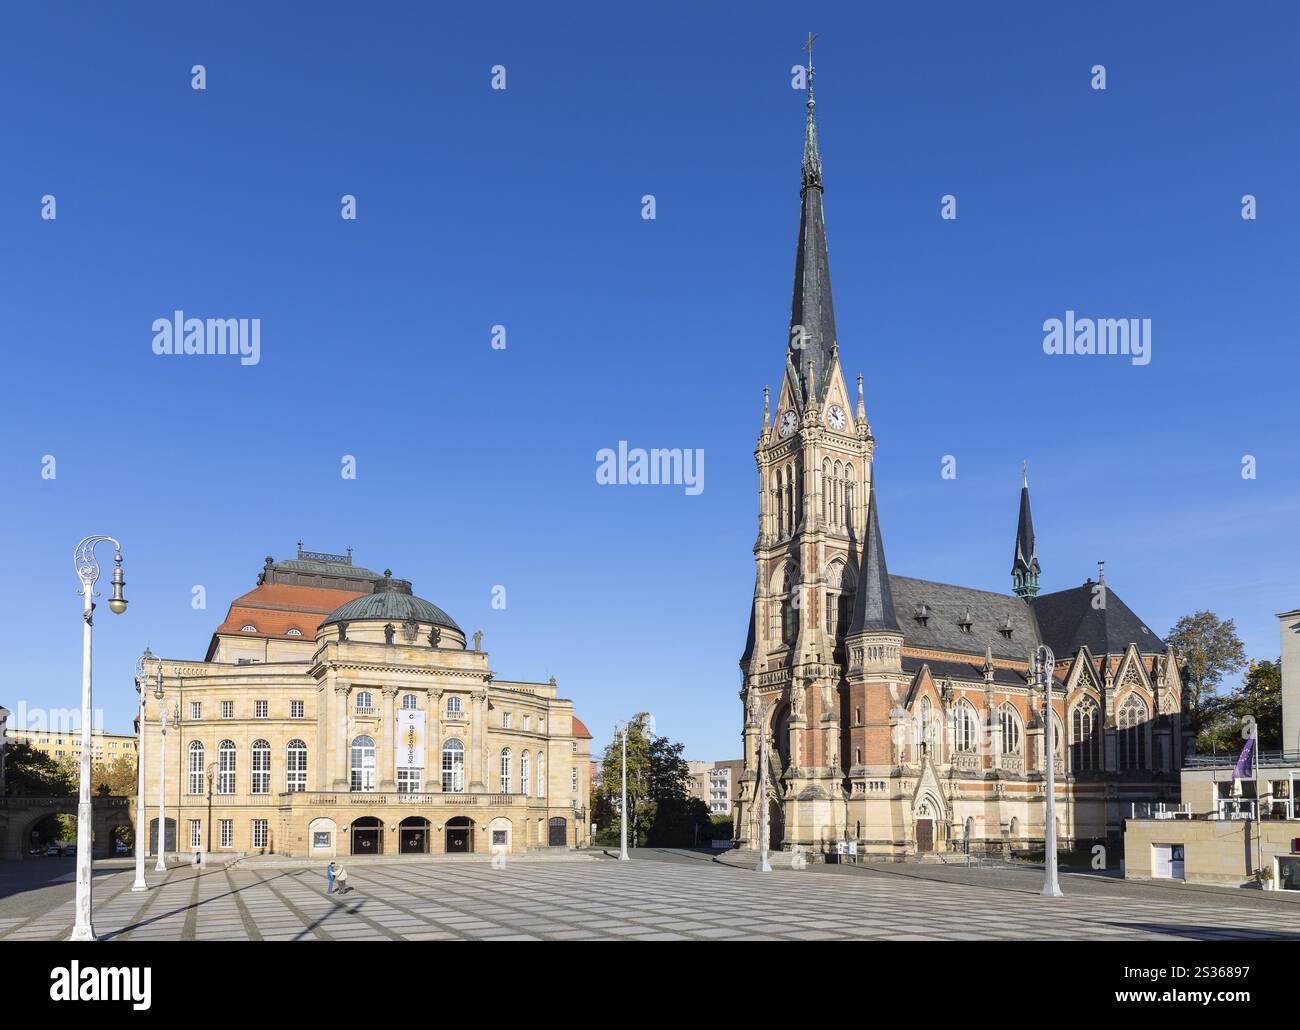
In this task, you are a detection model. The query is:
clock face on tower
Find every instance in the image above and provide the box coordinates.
[779,410,797,437]
[827,405,846,431]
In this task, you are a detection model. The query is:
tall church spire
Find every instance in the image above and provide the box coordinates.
[788,33,836,405]
[1012,461,1041,598]
[848,483,899,634]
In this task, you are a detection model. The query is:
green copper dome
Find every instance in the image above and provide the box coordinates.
[322,577,461,633]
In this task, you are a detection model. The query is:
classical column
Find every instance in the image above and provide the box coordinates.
[428,688,443,791]
[333,685,350,790]
[380,686,399,790]
[468,688,488,791]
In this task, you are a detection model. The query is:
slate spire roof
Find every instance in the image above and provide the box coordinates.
[849,483,900,634]
[788,60,837,406]
[1011,463,1041,598]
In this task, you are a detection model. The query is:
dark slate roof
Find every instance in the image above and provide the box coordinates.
[1029,582,1165,657]
[739,601,757,665]
[787,86,837,406]
[848,486,900,634]
[322,588,461,632]
[1012,481,1038,576]
[890,576,1040,661]
[902,655,1030,688]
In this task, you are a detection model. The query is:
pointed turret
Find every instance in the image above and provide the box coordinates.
[787,54,837,406]
[849,483,899,634]
[1012,462,1041,598]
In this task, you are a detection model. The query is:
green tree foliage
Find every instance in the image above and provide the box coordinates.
[591,714,710,847]
[1165,611,1247,735]
[2,742,75,796]
[1198,659,1282,755]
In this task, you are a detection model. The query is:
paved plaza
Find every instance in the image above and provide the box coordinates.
[1,850,1298,941]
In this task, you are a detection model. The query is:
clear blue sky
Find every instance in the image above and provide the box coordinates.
[1,2,1296,760]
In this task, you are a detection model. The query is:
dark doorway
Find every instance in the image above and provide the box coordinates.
[148,817,176,853]
[445,817,473,853]
[768,800,784,850]
[547,817,567,847]
[351,816,382,855]
[916,818,934,854]
[399,817,428,854]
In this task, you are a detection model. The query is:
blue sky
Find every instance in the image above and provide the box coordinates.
[1,2,1296,760]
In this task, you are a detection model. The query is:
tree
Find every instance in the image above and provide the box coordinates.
[1165,611,1247,734]
[2,742,75,796]
[590,715,708,847]
[1199,658,1282,755]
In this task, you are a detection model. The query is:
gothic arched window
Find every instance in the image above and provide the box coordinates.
[1071,697,1101,771]
[954,701,979,754]
[917,696,935,758]
[843,463,855,529]
[1118,695,1148,771]
[998,704,1022,756]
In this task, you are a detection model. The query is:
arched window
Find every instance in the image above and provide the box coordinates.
[402,694,418,710]
[1071,698,1101,771]
[775,468,785,537]
[251,739,271,794]
[824,560,855,641]
[998,704,1022,756]
[286,739,307,793]
[843,464,855,529]
[500,748,513,794]
[350,735,376,792]
[777,565,798,646]
[240,624,257,632]
[537,754,545,797]
[1117,696,1148,771]
[520,751,531,797]
[188,741,205,795]
[217,740,236,794]
[954,701,979,754]
[917,697,935,758]
[821,459,830,522]
[286,627,303,636]
[355,691,373,711]
[441,739,465,793]
[446,696,462,717]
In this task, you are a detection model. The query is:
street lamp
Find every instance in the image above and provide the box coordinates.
[131,650,151,891]
[756,696,772,873]
[1037,645,1062,898]
[153,668,176,872]
[617,722,630,861]
[206,762,217,854]
[70,535,128,942]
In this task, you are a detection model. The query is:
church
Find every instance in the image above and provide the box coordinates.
[734,64,1187,859]
[136,546,591,859]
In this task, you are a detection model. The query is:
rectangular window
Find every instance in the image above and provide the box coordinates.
[396,769,421,793]
[290,700,304,719]
[492,830,507,846]
[221,701,233,720]
[218,748,236,794]
[219,820,233,849]
[571,768,578,792]
[312,831,332,849]
[190,820,202,849]
[502,713,512,729]
[191,702,201,720]
[254,700,267,719]
[523,715,531,732]
[251,819,268,849]
[571,741,578,754]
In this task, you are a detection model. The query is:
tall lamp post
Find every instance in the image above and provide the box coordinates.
[131,650,152,891]
[153,667,176,872]
[70,535,128,942]
[1038,645,1062,898]
[618,723,630,861]
[756,696,772,873]
[206,763,217,854]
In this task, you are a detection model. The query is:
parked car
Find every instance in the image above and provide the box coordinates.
[45,843,61,857]
[63,844,76,857]
[114,842,130,856]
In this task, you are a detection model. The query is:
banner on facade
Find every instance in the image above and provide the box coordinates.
[397,709,425,769]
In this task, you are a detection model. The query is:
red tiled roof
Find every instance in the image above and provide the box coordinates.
[209,582,368,655]
[571,716,592,739]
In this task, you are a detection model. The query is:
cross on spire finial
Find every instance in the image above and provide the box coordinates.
[803,32,818,98]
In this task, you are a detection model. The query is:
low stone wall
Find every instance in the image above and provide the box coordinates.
[1125,817,1299,886]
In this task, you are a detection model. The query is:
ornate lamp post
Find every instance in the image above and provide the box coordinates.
[70,535,128,942]
[756,696,772,873]
[152,667,176,872]
[1037,645,1063,898]
[131,650,151,892]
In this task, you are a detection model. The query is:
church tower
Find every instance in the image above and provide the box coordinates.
[738,47,875,850]
[1012,464,1041,598]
